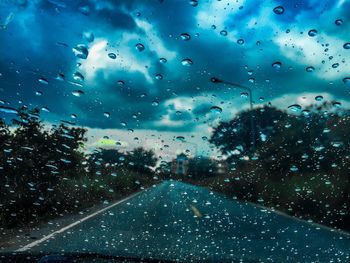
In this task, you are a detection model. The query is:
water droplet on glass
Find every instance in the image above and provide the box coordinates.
[71,114,77,119]
[108,53,117,59]
[306,66,315,72]
[35,91,43,96]
[210,106,222,114]
[180,33,191,41]
[290,165,299,172]
[83,31,94,42]
[159,57,167,64]
[315,95,323,101]
[181,58,193,66]
[342,77,350,85]
[38,77,49,85]
[237,39,244,45]
[272,61,282,70]
[117,80,125,86]
[332,101,341,108]
[104,112,110,118]
[308,29,317,37]
[335,19,343,26]
[56,73,65,81]
[273,6,284,15]
[176,136,185,142]
[332,63,339,68]
[220,30,228,36]
[152,101,159,106]
[135,43,145,52]
[189,0,198,6]
[288,104,302,112]
[0,106,18,114]
[41,107,50,112]
[343,43,350,49]
[73,72,84,81]
[241,92,248,98]
[72,90,84,97]
[72,44,89,59]
[155,74,163,80]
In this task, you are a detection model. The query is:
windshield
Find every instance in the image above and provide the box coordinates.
[1,0,350,262]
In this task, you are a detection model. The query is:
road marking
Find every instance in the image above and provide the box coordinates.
[16,190,143,252]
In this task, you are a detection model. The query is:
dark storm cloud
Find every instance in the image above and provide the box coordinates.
[1,0,350,132]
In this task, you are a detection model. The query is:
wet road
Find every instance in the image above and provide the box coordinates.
[15,181,350,262]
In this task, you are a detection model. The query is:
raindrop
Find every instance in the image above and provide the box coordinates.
[135,43,145,52]
[332,63,339,68]
[0,106,18,114]
[220,30,228,36]
[306,66,315,72]
[72,90,84,97]
[288,104,302,112]
[83,31,94,42]
[210,106,222,114]
[152,101,159,106]
[237,39,244,45]
[35,91,43,96]
[272,61,282,70]
[38,77,49,85]
[71,114,77,119]
[176,136,185,142]
[308,29,317,37]
[41,107,50,112]
[189,0,198,6]
[79,5,90,15]
[342,77,350,84]
[333,101,341,108]
[120,121,127,127]
[72,44,89,59]
[241,92,248,98]
[273,6,284,15]
[315,95,323,101]
[180,33,191,41]
[290,165,298,172]
[335,19,343,26]
[181,58,193,66]
[73,72,84,81]
[159,58,167,64]
[104,112,110,118]
[155,74,163,80]
[343,43,350,49]
[117,80,125,86]
[108,53,117,59]
[56,73,65,81]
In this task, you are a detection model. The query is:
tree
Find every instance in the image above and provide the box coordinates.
[126,147,158,174]
[209,106,290,159]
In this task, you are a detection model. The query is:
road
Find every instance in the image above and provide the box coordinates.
[11,181,350,262]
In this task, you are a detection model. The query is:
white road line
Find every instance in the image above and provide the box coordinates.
[16,190,143,252]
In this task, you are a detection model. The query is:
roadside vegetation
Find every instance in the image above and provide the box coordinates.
[1,101,350,233]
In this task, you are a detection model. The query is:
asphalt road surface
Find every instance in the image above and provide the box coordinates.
[12,181,350,262]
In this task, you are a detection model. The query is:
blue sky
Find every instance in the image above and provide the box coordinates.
[1,0,350,158]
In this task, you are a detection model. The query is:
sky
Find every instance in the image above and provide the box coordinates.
[1,0,350,159]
